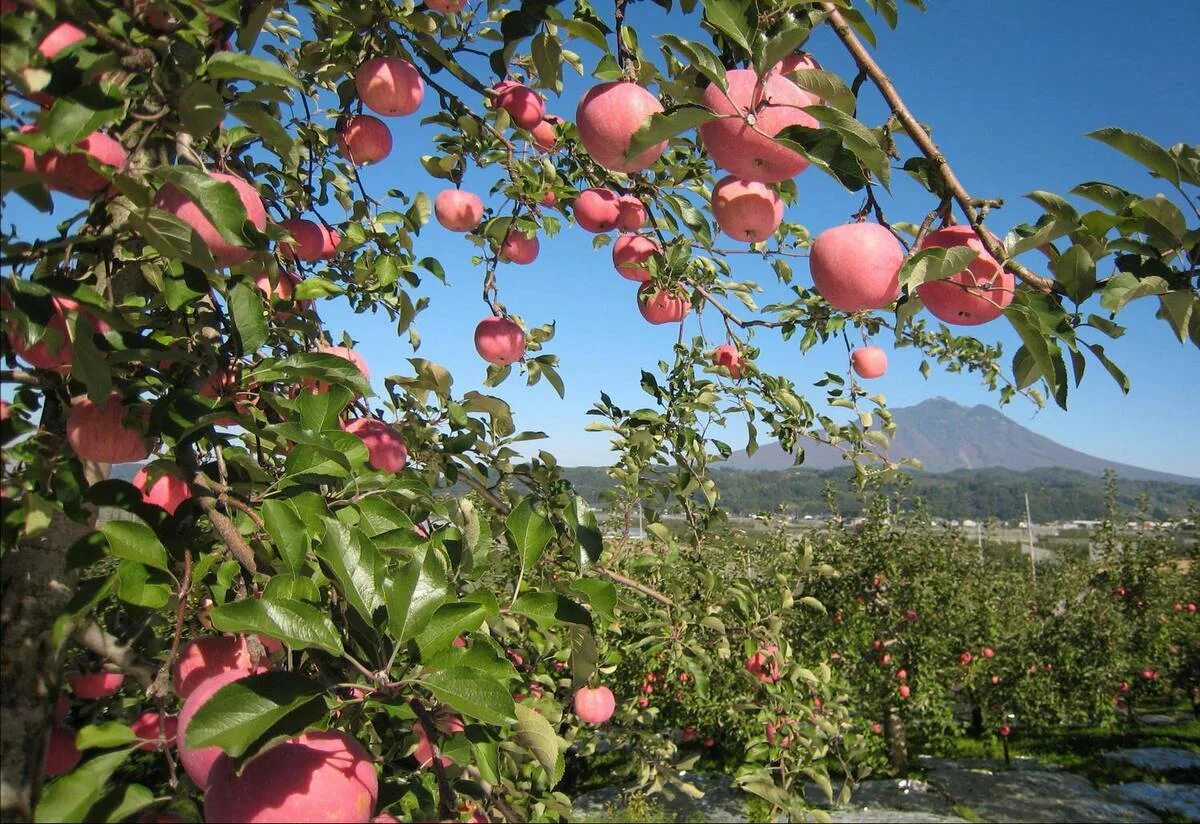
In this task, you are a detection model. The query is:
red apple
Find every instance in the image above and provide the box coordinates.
[179,668,257,790]
[355,56,424,116]
[204,730,377,823]
[342,417,407,472]
[500,228,538,264]
[698,69,817,183]
[574,188,621,233]
[37,21,86,59]
[434,189,484,232]
[616,195,647,231]
[173,635,265,701]
[637,284,690,325]
[850,346,887,379]
[712,344,743,379]
[493,81,545,130]
[277,218,329,262]
[744,645,781,684]
[426,0,464,12]
[574,686,615,724]
[43,726,81,777]
[130,711,179,751]
[336,115,392,166]
[7,296,110,373]
[916,225,1014,326]
[132,466,191,515]
[69,672,124,699]
[682,726,697,742]
[982,647,995,658]
[611,234,659,282]
[474,316,525,366]
[898,684,911,699]
[529,118,559,152]
[711,176,783,243]
[66,394,151,464]
[575,81,666,173]
[998,725,1011,737]
[991,675,1001,685]
[413,720,452,769]
[42,131,127,199]
[896,669,908,681]
[810,222,904,312]
[153,171,267,267]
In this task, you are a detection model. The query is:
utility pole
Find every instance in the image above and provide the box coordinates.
[1025,493,1037,582]
[977,520,983,563]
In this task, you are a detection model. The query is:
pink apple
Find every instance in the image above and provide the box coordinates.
[575,81,666,173]
[712,344,743,379]
[474,316,525,365]
[153,171,267,267]
[500,228,538,264]
[132,466,191,515]
[611,234,659,282]
[711,176,783,242]
[342,417,407,472]
[616,195,647,231]
[574,188,621,233]
[336,115,392,165]
[637,284,690,325]
[434,189,484,232]
[850,346,887,379]
[493,81,545,130]
[810,222,904,312]
[916,225,1014,326]
[355,56,424,116]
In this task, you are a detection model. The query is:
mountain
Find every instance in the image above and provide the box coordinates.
[721,397,1198,485]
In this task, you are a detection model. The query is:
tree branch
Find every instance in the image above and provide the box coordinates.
[594,565,674,607]
[819,3,1057,295]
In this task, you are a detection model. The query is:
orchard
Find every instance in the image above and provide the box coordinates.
[0,0,1197,822]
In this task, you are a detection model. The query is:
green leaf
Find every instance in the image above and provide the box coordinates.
[34,748,131,823]
[787,69,856,115]
[1101,273,1169,312]
[1156,291,1196,344]
[75,722,135,751]
[206,51,302,90]
[419,667,517,725]
[513,703,565,786]
[556,19,610,51]
[185,671,325,757]
[115,561,172,608]
[566,495,603,565]
[416,598,495,658]
[88,784,155,824]
[1052,244,1096,305]
[157,166,250,246]
[296,387,352,432]
[1088,127,1180,187]
[228,281,268,354]
[424,635,520,681]
[657,35,728,91]
[261,498,308,574]
[210,597,344,654]
[701,0,753,52]
[806,104,890,186]
[570,578,616,622]
[178,82,223,138]
[99,521,169,572]
[252,352,373,398]
[896,245,979,291]
[754,20,813,77]
[316,519,385,624]
[506,498,556,573]
[568,624,599,690]
[385,545,450,645]
[626,104,717,161]
[1085,342,1130,393]
[531,31,563,93]
[512,591,593,627]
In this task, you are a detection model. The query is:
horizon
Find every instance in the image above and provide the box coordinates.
[3,1,1198,476]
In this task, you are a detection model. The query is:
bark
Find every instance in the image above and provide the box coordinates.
[883,705,908,775]
[0,511,88,822]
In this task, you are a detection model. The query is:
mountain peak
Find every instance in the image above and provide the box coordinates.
[723,398,1197,484]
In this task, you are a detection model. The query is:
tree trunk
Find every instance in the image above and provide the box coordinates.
[883,705,908,775]
[0,511,87,821]
[969,703,984,738]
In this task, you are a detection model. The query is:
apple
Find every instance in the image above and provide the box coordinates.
[42,131,127,199]
[744,645,781,684]
[204,730,378,823]
[611,234,659,282]
[540,191,557,207]
[336,115,392,165]
[991,675,1001,685]
[982,647,995,658]
[493,81,544,130]
[616,195,647,231]
[712,344,743,379]
[529,118,559,152]
[130,711,178,751]
[898,684,911,699]
[132,466,191,515]
[880,653,892,666]
[69,672,124,699]
[37,21,86,60]
[895,669,908,681]
[342,417,407,472]
[711,176,783,242]
[7,296,110,373]
[998,725,1011,737]
[277,218,331,261]
[575,81,666,173]
[958,651,974,666]
[916,225,1014,325]
[66,394,151,464]
[373,814,401,824]
[573,685,615,724]
[474,316,525,365]
[870,722,884,735]
[413,719,452,769]
[43,725,81,777]
[434,189,484,232]
[573,188,621,233]
[308,345,369,394]
[682,726,697,742]
[698,68,818,183]
[636,697,649,708]
[637,284,690,325]
[426,0,464,12]
[773,52,823,105]
[179,668,258,789]
[500,228,539,264]
[153,171,267,267]
[173,635,265,700]
[355,56,424,116]
[850,346,888,379]
[810,222,904,312]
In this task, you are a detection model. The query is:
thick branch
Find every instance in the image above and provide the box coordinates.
[820,3,1056,294]
[72,620,155,688]
[196,495,257,573]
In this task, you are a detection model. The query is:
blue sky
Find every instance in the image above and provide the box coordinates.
[7,0,1199,477]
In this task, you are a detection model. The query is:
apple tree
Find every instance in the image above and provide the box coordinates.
[1,0,1197,821]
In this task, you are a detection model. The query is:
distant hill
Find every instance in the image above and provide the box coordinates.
[562,465,1200,521]
[721,397,1198,485]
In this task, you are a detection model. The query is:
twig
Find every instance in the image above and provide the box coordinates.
[820,3,1056,294]
[594,565,674,607]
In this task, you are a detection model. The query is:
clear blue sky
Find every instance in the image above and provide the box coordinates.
[7,1,1199,477]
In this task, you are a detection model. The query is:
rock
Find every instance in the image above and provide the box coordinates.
[1105,783,1200,821]
[916,754,1061,772]
[805,778,960,817]
[1132,714,1182,726]
[925,768,1160,822]
[1103,748,1200,775]
[829,813,967,823]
